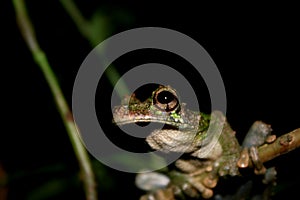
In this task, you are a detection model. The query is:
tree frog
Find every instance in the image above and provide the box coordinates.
[113,85,275,199]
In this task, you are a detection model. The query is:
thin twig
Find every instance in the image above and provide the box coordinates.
[12,1,97,199]
[60,0,129,98]
[258,128,300,163]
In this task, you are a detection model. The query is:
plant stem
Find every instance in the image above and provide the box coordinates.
[12,1,97,199]
[60,0,129,98]
[258,128,300,164]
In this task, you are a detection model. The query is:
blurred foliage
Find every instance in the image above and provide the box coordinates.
[6,1,136,199]
[88,8,134,44]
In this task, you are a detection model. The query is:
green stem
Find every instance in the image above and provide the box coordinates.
[60,0,92,42]
[60,0,129,98]
[12,1,97,200]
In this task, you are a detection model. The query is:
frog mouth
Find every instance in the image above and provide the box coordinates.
[113,116,183,128]
[112,105,199,130]
[113,113,196,130]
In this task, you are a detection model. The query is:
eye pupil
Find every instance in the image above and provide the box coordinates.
[157,91,174,104]
[154,88,180,112]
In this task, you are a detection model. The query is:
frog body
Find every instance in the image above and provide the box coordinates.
[113,85,274,199]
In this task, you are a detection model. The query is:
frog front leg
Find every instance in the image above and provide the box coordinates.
[237,121,276,174]
[173,159,219,199]
[136,168,214,200]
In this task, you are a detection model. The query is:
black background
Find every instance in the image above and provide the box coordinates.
[2,1,299,199]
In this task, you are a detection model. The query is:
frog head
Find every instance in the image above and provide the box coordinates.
[113,84,203,130]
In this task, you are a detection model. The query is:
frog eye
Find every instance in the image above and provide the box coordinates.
[153,87,179,112]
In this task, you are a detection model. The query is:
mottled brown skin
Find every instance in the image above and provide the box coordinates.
[113,85,272,199]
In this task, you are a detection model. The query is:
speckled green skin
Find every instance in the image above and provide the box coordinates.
[113,86,241,174]
[113,85,243,198]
